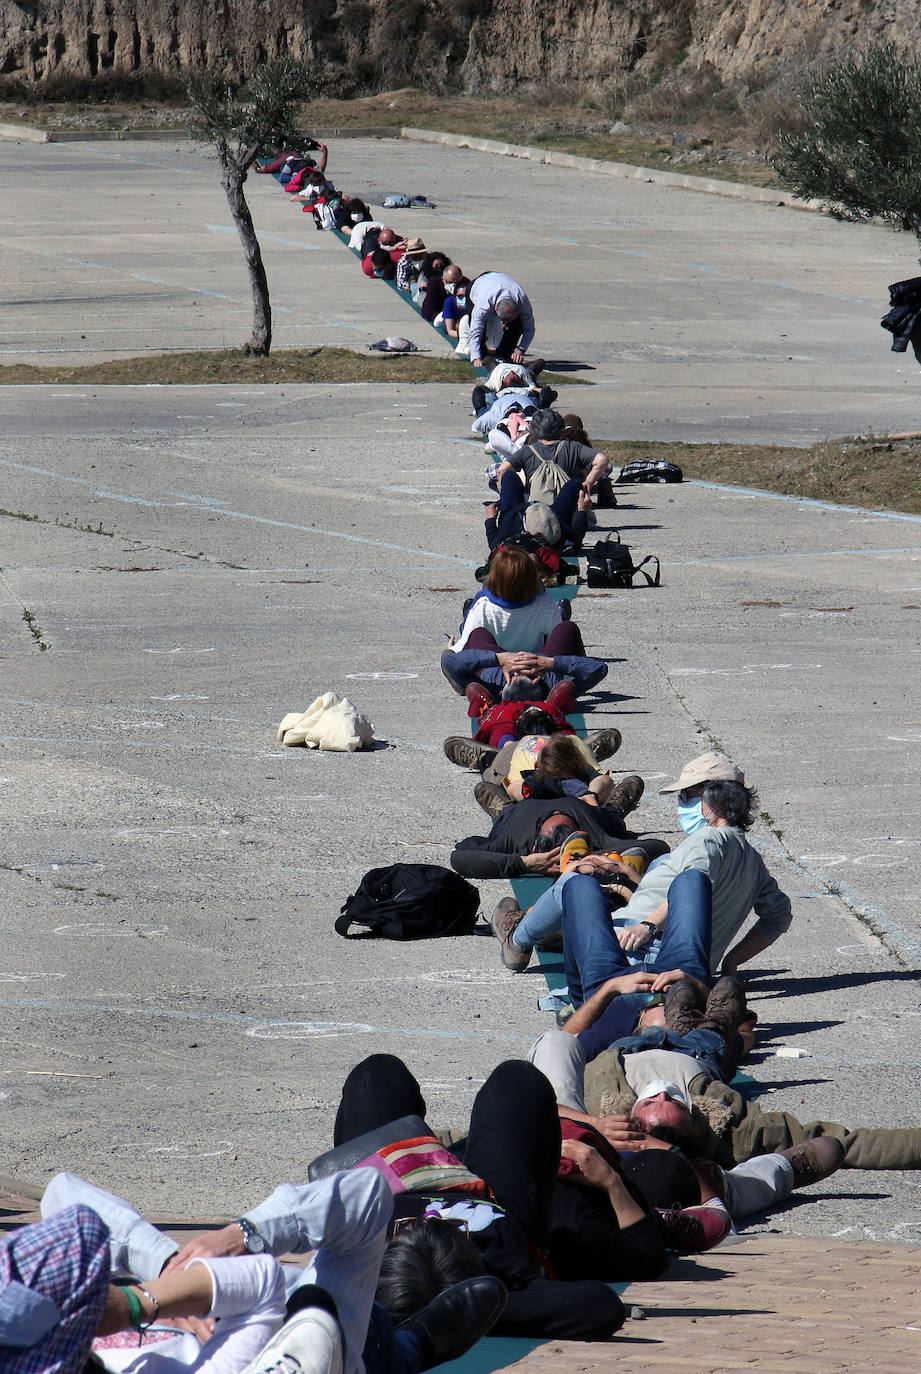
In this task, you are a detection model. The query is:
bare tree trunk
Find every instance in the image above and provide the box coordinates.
[218,140,272,356]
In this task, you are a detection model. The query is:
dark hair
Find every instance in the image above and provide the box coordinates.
[701,780,759,830]
[375,1221,485,1324]
[349,200,371,222]
[561,413,590,445]
[535,734,593,781]
[529,409,564,441]
[514,707,560,738]
[421,251,450,276]
[485,545,542,602]
[533,821,577,852]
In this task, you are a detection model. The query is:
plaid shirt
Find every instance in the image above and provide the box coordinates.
[0,1204,110,1374]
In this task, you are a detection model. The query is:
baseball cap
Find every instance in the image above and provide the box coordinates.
[659,750,744,794]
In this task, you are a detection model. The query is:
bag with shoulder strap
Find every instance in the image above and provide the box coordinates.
[525,441,570,507]
[337,863,480,940]
[585,534,661,589]
[615,459,683,484]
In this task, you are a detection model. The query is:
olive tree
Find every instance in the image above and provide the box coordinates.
[186,59,323,355]
[773,43,921,245]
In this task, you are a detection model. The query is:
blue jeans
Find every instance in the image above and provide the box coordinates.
[489,471,587,551]
[516,867,712,1001]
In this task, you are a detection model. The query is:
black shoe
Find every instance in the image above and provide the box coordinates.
[536,385,558,408]
[471,385,488,414]
[397,1276,507,1370]
[527,356,546,376]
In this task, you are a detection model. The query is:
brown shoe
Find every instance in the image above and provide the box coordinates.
[608,774,644,816]
[490,896,530,971]
[474,779,510,820]
[663,978,706,1035]
[585,727,622,762]
[780,1137,846,1188]
[699,975,747,1040]
[444,736,499,771]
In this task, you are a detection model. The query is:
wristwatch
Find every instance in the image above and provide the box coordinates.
[236,1217,266,1254]
[641,921,659,939]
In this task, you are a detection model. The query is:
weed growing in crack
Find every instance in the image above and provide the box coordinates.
[22,608,50,651]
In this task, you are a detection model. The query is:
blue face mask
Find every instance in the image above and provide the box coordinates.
[677,798,707,834]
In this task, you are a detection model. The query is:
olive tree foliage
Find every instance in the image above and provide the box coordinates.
[773,44,921,245]
[186,59,324,355]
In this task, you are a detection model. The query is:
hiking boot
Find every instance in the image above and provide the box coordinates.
[490,896,530,971]
[471,384,488,414]
[536,385,558,408]
[443,736,499,771]
[663,978,707,1035]
[607,774,644,816]
[780,1137,846,1188]
[585,727,622,762]
[656,1202,732,1253]
[527,357,547,376]
[559,830,592,872]
[465,682,495,719]
[699,975,747,1040]
[545,678,576,716]
[474,779,510,820]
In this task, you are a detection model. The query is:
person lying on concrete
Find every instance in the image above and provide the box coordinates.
[527,1037,846,1233]
[471,370,555,436]
[440,272,471,342]
[451,794,663,881]
[364,248,398,281]
[0,1202,314,1374]
[39,1171,502,1374]
[484,474,592,553]
[552,1003,921,1173]
[417,252,452,321]
[467,272,536,369]
[493,408,610,499]
[469,730,627,821]
[441,547,607,717]
[395,238,428,293]
[329,1054,663,1338]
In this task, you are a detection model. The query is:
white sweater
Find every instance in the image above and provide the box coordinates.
[453,588,562,653]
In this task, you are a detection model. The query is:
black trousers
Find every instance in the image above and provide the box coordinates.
[335,1055,625,1341]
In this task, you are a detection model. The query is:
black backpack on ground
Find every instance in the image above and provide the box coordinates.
[615,460,683,484]
[585,534,661,589]
[337,864,480,940]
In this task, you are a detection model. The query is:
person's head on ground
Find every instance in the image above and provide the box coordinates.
[485,545,542,602]
[378,227,401,249]
[514,707,565,738]
[422,251,450,277]
[561,413,590,445]
[522,500,562,545]
[631,1082,694,1145]
[532,812,579,853]
[306,168,327,187]
[376,1219,485,1324]
[443,264,463,292]
[529,409,565,442]
[659,751,745,834]
[404,237,427,260]
[701,779,759,831]
[495,295,520,324]
[348,200,371,224]
[369,248,395,279]
[534,733,593,781]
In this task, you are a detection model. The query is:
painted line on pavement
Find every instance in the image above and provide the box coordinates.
[687,480,921,524]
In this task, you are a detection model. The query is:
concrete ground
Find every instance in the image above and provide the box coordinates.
[0,131,919,1357]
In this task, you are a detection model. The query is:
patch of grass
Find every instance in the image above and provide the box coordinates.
[56,517,115,537]
[0,508,41,522]
[22,608,50,652]
[0,345,577,388]
[596,436,921,516]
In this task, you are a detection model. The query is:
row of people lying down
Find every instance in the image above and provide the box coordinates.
[13,1006,920,1374]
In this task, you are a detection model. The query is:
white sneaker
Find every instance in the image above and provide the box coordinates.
[240,1309,343,1374]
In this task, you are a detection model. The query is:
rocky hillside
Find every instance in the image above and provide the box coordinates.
[3,0,921,95]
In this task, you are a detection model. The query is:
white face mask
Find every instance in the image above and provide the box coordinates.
[444,282,456,295]
[350,212,363,223]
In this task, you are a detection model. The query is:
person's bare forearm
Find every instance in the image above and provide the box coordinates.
[721,926,777,974]
[563,971,654,1033]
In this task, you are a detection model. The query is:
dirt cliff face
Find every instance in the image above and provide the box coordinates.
[2,0,919,91]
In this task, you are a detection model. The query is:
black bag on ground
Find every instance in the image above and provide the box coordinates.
[585,535,661,589]
[615,460,683,484]
[337,864,480,940]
